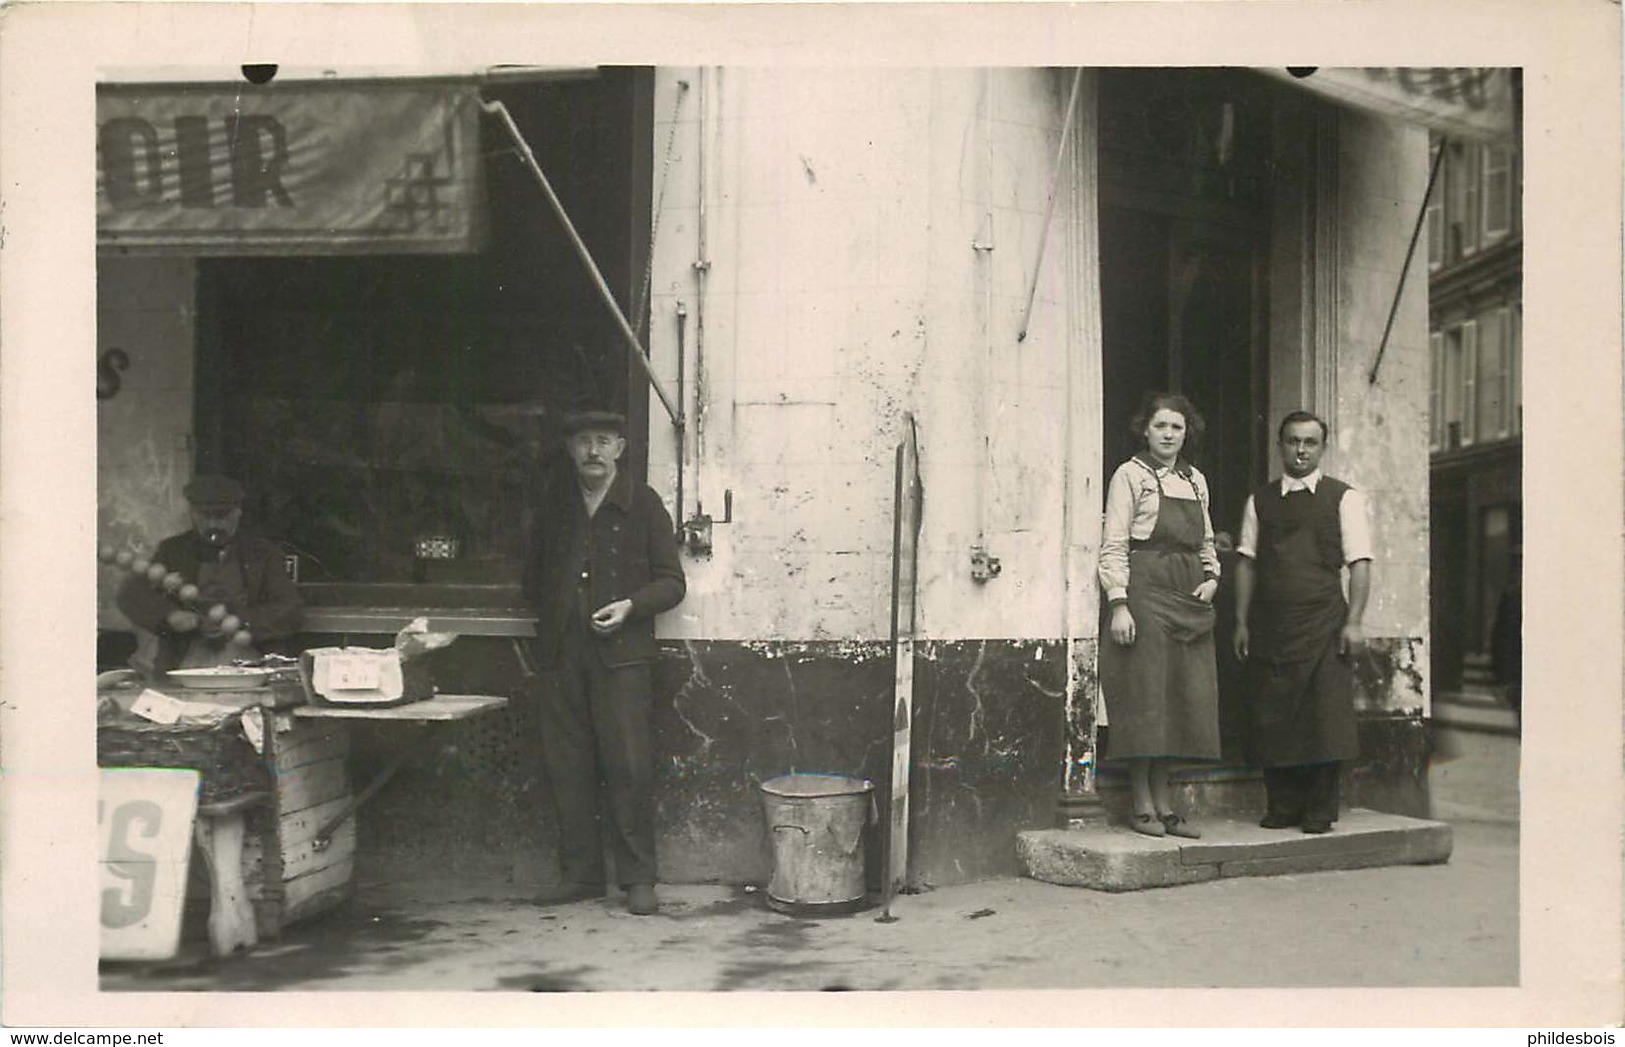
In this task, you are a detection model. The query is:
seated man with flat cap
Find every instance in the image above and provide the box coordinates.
[117,474,303,674]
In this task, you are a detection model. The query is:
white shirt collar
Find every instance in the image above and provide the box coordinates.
[1135,453,1189,478]
[1279,469,1323,495]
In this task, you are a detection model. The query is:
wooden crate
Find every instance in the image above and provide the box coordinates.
[243,716,357,937]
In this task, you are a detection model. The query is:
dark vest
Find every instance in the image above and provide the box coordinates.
[1251,476,1351,607]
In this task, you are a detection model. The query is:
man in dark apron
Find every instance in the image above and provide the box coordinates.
[1232,411,1373,834]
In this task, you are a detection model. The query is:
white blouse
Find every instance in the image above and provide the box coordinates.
[1098,456,1220,603]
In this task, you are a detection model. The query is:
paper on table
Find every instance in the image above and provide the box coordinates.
[129,688,183,725]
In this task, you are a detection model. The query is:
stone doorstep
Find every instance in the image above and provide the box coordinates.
[1431,699,1520,735]
[1016,808,1453,893]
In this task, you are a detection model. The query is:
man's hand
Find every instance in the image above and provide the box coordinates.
[165,609,201,633]
[591,599,634,636]
[1232,624,1249,661]
[1192,579,1218,604]
[1339,622,1366,658]
[1109,604,1136,646]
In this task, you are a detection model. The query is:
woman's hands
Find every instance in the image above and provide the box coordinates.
[1110,604,1136,646]
[1192,578,1218,604]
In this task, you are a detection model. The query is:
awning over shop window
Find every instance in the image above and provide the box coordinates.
[1258,68,1517,142]
[96,80,484,254]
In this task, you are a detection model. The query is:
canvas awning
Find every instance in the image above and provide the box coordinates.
[1258,67,1517,142]
[96,78,491,254]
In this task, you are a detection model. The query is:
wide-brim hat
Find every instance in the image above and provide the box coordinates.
[183,474,245,509]
[561,410,628,437]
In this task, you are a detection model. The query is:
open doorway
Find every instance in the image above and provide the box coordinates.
[1097,68,1272,759]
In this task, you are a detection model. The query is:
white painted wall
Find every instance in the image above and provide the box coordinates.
[1330,113,1432,646]
[646,67,1089,644]
[96,255,196,629]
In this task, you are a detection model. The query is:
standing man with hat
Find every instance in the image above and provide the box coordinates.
[1231,411,1373,834]
[522,410,686,915]
[117,474,303,673]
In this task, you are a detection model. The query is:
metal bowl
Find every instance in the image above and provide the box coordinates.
[165,667,273,691]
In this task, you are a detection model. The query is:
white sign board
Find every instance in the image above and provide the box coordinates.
[99,768,200,960]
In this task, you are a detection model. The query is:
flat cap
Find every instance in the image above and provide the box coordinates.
[561,410,628,437]
[183,474,245,508]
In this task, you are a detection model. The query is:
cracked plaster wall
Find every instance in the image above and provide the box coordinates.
[644,67,1088,645]
[1332,111,1431,714]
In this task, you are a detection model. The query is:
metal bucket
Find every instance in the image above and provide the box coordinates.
[759,773,876,915]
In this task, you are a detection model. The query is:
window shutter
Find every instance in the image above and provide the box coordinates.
[1460,147,1481,256]
[1460,319,1479,445]
[1427,140,1445,270]
[1429,331,1445,450]
[1476,309,1506,441]
[1511,303,1523,435]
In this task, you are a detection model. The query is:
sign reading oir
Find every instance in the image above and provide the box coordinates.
[96,81,483,254]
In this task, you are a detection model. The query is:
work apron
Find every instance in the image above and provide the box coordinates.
[1245,490,1360,767]
[1101,474,1221,761]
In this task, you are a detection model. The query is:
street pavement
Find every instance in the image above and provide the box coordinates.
[99,725,1519,994]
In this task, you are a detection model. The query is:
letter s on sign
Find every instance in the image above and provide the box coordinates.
[101,798,163,929]
[97,348,130,400]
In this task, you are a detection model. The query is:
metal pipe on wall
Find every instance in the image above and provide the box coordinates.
[691,67,713,519]
[971,69,996,558]
[675,300,688,533]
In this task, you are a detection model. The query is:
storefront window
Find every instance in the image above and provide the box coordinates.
[192,72,651,592]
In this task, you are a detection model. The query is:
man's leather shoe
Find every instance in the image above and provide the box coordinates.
[1259,813,1302,829]
[626,883,659,915]
[1300,821,1333,834]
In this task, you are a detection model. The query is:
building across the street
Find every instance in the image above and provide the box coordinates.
[1424,106,1523,712]
[95,66,1514,892]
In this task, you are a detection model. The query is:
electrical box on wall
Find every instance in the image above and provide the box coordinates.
[970,544,1001,582]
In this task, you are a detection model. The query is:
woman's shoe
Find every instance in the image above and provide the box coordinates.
[1159,813,1201,839]
[1130,812,1166,837]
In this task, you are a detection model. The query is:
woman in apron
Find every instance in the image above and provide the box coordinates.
[1098,393,1222,838]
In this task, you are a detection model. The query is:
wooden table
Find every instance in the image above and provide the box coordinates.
[193,790,269,958]
[292,694,509,850]
[293,693,508,722]
[97,681,303,959]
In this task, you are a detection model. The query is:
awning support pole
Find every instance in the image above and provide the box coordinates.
[479,98,684,428]
[1368,134,1447,385]
[1016,67,1086,343]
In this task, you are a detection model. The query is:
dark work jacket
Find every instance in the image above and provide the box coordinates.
[116,529,303,672]
[522,468,686,669]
